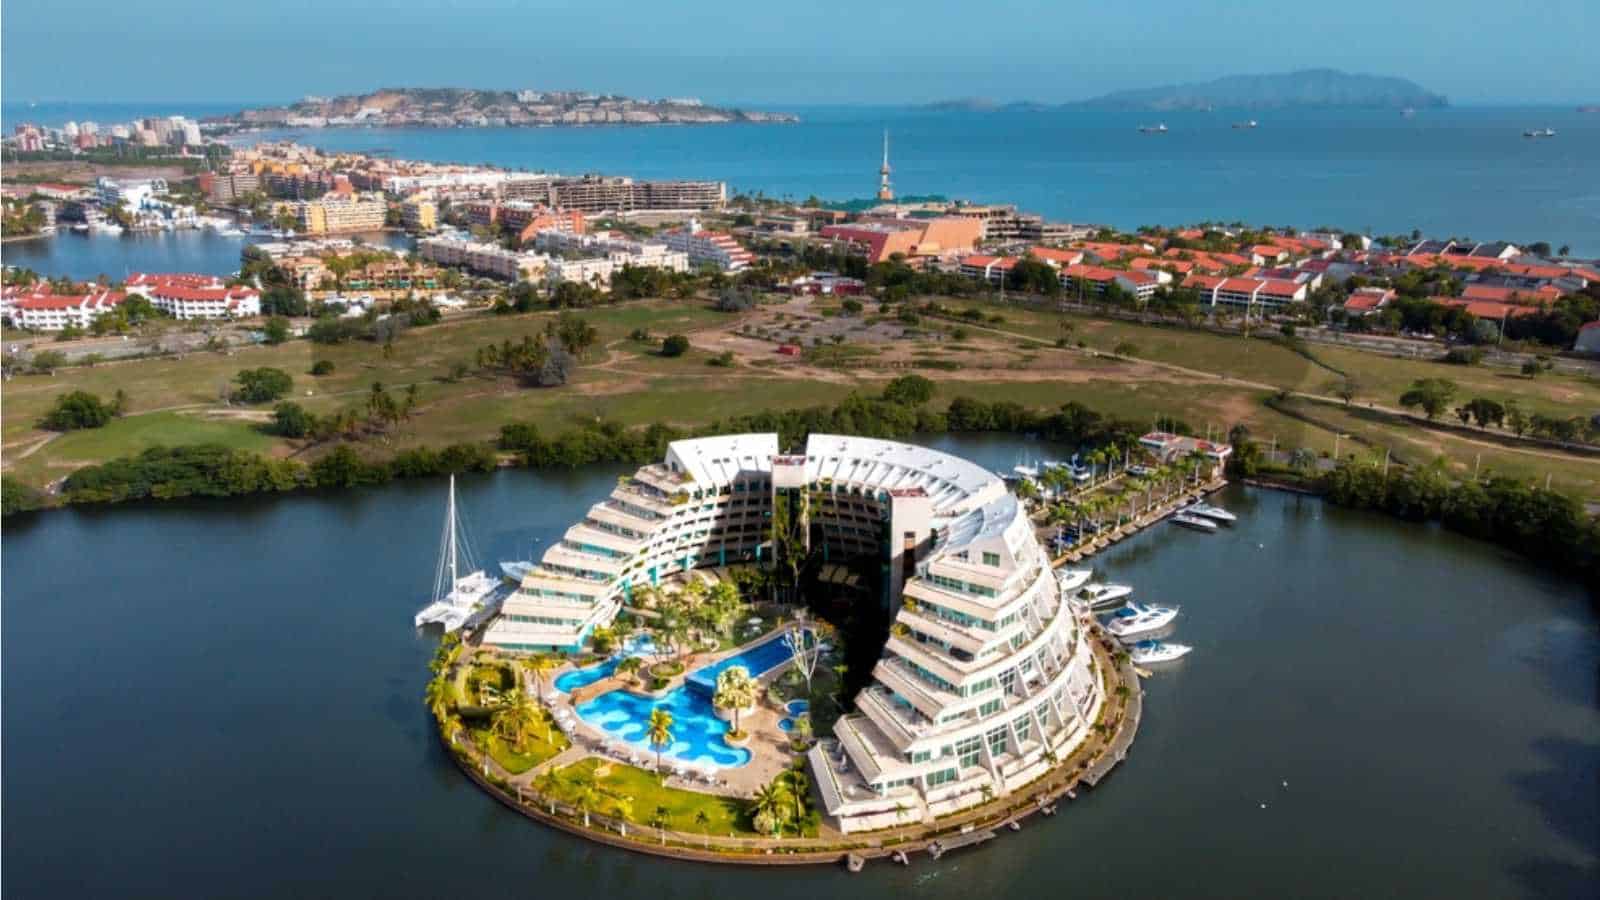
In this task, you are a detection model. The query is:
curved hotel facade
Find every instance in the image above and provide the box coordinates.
[482,434,1106,833]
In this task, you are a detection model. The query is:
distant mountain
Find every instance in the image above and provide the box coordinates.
[920,97,1001,112]
[215,87,797,128]
[1066,69,1447,111]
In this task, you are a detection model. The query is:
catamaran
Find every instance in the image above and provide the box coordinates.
[414,475,502,632]
[1129,640,1192,664]
[1056,567,1094,594]
[1182,502,1236,524]
[1105,602,1179,638]
[1171,512,1218,532]
[1079,582,1134,608]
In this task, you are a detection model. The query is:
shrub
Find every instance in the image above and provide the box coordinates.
[310,360,335,376]
[1443,347,1485,366]
[708,351,735,367]
[231,367,293,404]
[40,390,114,431]
[270,401,314,438]
[262,316,291,345]
[661,334,690,357]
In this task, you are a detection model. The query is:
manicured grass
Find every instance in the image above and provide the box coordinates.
[6,411,278,487]
[544,757,751,835]
[472,726,569,775]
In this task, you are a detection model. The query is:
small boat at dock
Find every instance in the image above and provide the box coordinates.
[1171,513,1218,532]
[1138,123,1168,133]
[1182,502,1236,523]
[1079,582,1134,608]
[1056,567,1093,594]
[1129,640,1192,664]
[1105,602,1179,638]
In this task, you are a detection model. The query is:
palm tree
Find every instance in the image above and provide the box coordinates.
[423,675,453,722]
[492,688,544,753]
[750,781,787,837]
[568,769,600,827]
[651,805,671,845]
[647,707,675,775]
[781,766,810,824]
[713,666,756,734]
[693,809,713,848]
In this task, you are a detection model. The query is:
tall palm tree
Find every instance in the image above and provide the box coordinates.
[647,707,675,775]
[781,766,810,824]
[693,809,712,848]
[492,688,544,753]
[568,769,599,827]
[651,805,671,845]
[424,675,453,722]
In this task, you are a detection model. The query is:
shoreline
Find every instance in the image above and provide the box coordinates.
[439,626,1143,868]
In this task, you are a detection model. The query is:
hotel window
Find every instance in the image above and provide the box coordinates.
[925,768,958,787]
[982,551,1000,567]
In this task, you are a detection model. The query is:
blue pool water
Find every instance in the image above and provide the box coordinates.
[553,657,618,694]
[685,631,806,696]
[778,718,795,732]
[574,686,752,769]
[786,699,809,716]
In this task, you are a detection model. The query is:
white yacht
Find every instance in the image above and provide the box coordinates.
[499,559,536,582]
[1129,640,1192,664]
[1055,567,1094,594]
[1105,602,1179,638]
[414,475,503,632]
[1079,582,1134,608]
[1183,502,1236,524]
[1171,512,1218,532]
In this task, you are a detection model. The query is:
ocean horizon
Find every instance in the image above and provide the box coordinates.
[6,101,1599,254]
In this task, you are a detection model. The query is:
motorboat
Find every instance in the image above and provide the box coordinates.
[1171,513,1218,532]
[1129,640,1192,664]
[1182,502,1236,524]
[1522,128,1556,138]
[1056,568,1094,594]
[415,475,503,632]
[1232,120,1258,129]
[1079,582,1134,608]
[1138,123,1168,133]
[1105,602,1179,638]
[499,559,536,583]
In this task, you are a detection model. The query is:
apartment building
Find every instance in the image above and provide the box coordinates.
[400,196,438,232]
[659,225,754,271]
[7,290,127,330]
[292,195,388,235]
[417,236,548,280]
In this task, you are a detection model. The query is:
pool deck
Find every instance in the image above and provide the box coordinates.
[532,627,808,798]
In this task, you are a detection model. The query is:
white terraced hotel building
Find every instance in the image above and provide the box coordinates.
[482,433,1106,835]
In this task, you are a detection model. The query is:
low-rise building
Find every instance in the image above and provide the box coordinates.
[658,224,753,271]
[126,273,261,319]
[8,290,127,331]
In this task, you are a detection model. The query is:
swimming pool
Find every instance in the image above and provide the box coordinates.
[785,699,809,716]
[553,657,618,694]
[574,686,752,769]
[685,630,808,696]
[553,634,659,694]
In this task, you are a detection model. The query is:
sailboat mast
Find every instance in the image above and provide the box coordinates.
[448,475,458,585]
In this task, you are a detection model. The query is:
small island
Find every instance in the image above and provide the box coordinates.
[213,87,798,130]
[1065,68,1448,111]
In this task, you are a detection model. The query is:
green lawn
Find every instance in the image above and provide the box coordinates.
[472,726,569,775]
[543,757,752,835]
[6,411,277,486]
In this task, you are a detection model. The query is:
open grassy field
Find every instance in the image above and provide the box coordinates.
[541,757,754,835]
[5,296,1596,502]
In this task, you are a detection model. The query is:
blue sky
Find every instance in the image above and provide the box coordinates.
[3,0,1596,105]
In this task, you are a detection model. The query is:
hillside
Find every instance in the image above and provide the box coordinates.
[1067,69,1447,111]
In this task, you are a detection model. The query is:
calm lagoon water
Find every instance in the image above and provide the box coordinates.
[2,434,1596,898]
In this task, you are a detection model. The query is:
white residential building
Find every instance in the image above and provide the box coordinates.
[659,224,754,272]
[7,291,127,331]
[481,433,1107,835]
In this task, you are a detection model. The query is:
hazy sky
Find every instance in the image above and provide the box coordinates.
[4,0,1596,105]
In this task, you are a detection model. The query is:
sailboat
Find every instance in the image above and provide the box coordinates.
[414,475,503,632]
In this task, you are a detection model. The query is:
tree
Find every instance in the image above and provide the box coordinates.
[1397,378,1457,421]
[40,391,114,431]
[713,665,756,734]
[262,316,291,345]
[1463,397,1505,430]
[660,334,690,357]
[310,359,335,376]
[647,707,675,775]
[1521,359,1542,378]
[491,688,545,753]
[231,367,293,404]
[750,781,788,837]
[270,401,315,438]
[880,374,935,406]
